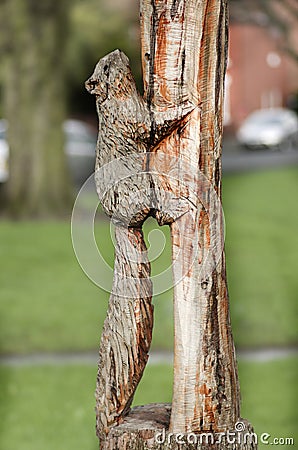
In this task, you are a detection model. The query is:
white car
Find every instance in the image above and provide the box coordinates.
[63,119,97,184]
[0,119,97,184]
[236,108,298,150]
[0,120,9,182]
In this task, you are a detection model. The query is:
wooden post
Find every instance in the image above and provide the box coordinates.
[86,1,256,449]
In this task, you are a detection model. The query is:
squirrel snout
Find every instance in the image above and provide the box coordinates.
[85,77,98,94]
[85,77,108,103]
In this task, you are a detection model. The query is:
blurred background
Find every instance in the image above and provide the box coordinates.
[0,0,297,449]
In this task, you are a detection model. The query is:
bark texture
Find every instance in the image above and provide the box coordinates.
[140,0,240,434]
[86,0,255,448]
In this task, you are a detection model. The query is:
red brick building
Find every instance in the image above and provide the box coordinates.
[225,2,298,131]
[103,0,298,132]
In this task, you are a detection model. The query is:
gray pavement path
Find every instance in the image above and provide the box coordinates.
[223,149,298,174]
[222,140,298,174]
[0,347,297,367]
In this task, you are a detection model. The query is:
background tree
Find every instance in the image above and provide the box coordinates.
[0,0,140,218]
[0,0,72,217]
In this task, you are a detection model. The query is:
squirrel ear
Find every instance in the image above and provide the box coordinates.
[110,49,130,68]
[118,51,130,68]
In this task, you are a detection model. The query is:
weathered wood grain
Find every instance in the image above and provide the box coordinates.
[86,49,195,227]
[100,404,257,450]
[95,225,153,441]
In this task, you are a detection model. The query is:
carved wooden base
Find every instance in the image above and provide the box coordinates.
[100,404,257,450]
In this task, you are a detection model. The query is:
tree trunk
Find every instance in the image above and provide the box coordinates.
[140,0,239,432]
[0,0,72,217]
[99,404,257,450]
[86,0,256,448]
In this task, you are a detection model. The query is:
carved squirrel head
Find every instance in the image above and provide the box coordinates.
[85,49,134,103]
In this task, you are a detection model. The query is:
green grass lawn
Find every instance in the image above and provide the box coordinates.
[0,221,105,354]
[0,166,297,353]
[0,358,296,450]
[223,167,298,347]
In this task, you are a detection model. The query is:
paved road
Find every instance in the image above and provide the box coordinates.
[0,347,297,367]
[222,140,298,174]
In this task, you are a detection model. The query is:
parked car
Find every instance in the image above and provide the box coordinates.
[0,119,97,184]
[63,119,97,184]
[236,108,298,150]
[0,120,9,182]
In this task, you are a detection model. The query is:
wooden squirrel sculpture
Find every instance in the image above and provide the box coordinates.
[86,49,195,439]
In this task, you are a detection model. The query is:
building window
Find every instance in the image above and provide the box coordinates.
[266,52,281,69]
